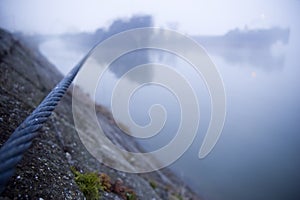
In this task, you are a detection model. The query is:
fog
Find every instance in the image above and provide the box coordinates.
[29,19,300,199]
[1,1,299,200]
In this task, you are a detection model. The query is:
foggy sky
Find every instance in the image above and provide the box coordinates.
[0,0,298,35]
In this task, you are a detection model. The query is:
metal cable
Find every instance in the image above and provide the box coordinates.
[0,52,91,193]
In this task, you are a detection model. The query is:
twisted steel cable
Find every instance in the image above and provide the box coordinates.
[0,51,92,193]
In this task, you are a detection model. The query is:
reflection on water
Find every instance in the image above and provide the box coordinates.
[38,15,154,83]
[156,28,299,200]
[194,27,290,70]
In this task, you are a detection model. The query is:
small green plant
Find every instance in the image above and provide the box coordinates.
[71,167,137,200]
[71,167,101,200]
[125,189,137,200]
[149,180,157,189]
